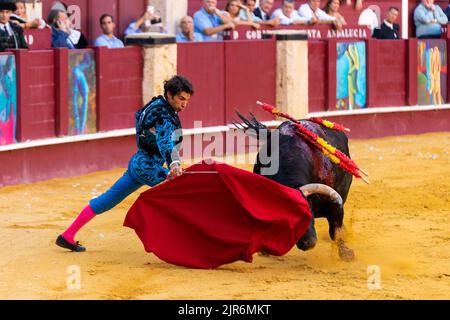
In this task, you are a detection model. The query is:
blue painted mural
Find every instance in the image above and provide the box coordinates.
[0,55,17,146]
[336,41,366,110]
[68,51,97,135]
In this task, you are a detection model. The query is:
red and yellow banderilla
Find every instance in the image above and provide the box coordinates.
[257,101,369,184]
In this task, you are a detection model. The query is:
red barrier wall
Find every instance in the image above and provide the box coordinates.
[54,48,69,137]
[224,40,276,122]
[308,40,328,113]
[23,29,52,51]
[178,40,276,128]
[95,46,143,132]
[327,39,338,111]
[224,25,372,41]
[319,38,413,112]
[367,39,408,108]
[177,42,226,128]
[8,39,449,141]
[408,38,418,106]
[11,46,142,141]
[15,49,56,142]
[325,109,450,140]
[0,135,136,187]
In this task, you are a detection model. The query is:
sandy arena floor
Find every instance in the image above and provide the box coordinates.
[0,132,449,300]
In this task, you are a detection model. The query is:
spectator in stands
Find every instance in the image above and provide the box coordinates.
[50,9,87,49]
[254,0,272,20]
[94,14,124,48]
[124,6,163,36]
[298,0,338,26]
[47,1,69,25]
[176,16,203,42]
[0,0,28,52]
[324,0,347,29]
[194,0,234,41]
[271,0,309,25]
[242,0,281,27]
[414,0,448,39]
[12,1,45,29]
[372,7,400,40]
[224,0,260,29]
[253,0,280,26]
[238,0,259,22]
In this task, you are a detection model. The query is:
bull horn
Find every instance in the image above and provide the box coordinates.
[299,184,343,207]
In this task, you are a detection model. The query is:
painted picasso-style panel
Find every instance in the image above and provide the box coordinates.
[336,41,367,110]
[0,55,17,146]
[68,51,97,135]
[418,40,447,106]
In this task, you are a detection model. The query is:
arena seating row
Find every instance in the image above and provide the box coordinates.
[2,35,449,146]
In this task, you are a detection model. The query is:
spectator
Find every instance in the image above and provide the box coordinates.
[224,0,260,29]
[271,0,309,25]
[47,1,69,25]
[324,0,347,27]
[225,0,247,23]
[414,0,448,39]
[124,6,163,36]
[298,0,337,25]
[94,14,124,48]
[176,16,203,42]
[238,0,258,21]
[12,1,45,29]
[253,0,281,27]
[50,10,87,49]
[372,7,400,40]
[241,0,275,28]
[358,7,379,33]
[193,0,234,41]
[0,0,28,52]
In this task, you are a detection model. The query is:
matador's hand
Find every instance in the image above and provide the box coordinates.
[167,161,183,180]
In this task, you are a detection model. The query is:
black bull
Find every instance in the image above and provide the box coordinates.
[237,114,355,261]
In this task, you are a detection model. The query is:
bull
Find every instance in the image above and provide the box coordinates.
[236,111,357,261]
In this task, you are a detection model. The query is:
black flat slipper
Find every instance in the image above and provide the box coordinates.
[56,235,86,252]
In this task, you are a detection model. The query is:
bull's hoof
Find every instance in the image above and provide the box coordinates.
[296,239,317,251]
[338,245,355,262]
[258,250,271,257]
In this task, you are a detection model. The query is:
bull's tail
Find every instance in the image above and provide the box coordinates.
[233,111,270,141]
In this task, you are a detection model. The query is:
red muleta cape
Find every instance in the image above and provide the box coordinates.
[124,161,312,269]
